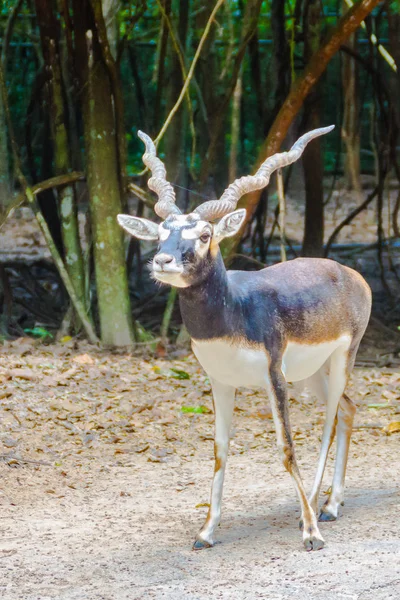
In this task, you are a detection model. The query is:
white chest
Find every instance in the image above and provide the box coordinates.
[191,335,351,388]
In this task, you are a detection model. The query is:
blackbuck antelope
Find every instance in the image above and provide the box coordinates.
[118,126,371,552]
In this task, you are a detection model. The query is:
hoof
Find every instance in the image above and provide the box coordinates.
[303,534,325,552]
[193,539,213,551]
[318,509,337,522]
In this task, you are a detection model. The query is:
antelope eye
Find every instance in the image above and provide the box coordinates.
[200,232,210,243]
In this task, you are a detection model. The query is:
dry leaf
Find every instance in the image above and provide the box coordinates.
[73,354,94,365]
[8,368,36,381]
[133,443,149,453]
[383,421,400,434]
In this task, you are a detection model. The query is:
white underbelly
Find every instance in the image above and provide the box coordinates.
[191,335,351,388]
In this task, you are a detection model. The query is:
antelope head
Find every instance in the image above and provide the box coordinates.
[118,126,334,288]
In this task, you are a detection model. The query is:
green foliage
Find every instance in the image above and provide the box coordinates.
[24,327,54,340]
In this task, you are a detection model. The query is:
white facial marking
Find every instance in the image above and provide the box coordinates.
[153,271,189,288]
[159,225,171,241]
[181,220,210,240]
[167,214,200,229]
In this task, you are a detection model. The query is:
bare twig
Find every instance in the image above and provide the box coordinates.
[324,187,378,256]
[154,0,225,147]
[128,182,155,209]
[0,172,85,229]
[156,0,197,172]
[0,0,24,67]
[116,1,147,64]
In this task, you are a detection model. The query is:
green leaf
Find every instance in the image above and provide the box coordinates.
[170,368,190,380]
[181,406,204,414]
[24,327,53,340]
[367,403,389,409]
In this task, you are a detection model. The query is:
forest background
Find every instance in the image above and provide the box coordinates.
[0,0,399,351]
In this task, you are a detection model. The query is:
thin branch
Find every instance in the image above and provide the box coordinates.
[116,1,147,64]
[127,182,155,209]
[1,0,24,67]
[393,189,400,238]
[156,0,197,172]
[324,187,378,256]
[343,0,397,71]
[199,0,262,184]
[154,0,225,147]
[0,172,84,228]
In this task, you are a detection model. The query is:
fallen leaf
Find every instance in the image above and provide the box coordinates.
[8,368,36,381]
[256,409,273,420]
[383,421,400,434]
[170,368,190,380]
[2,438,18,448]
[181,405,211,414]
[133,443,150,453]
[73,354,94,365]
[195,502,210,509]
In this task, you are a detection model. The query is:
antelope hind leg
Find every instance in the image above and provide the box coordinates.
[319,393,356,521]
[308,344,350,516]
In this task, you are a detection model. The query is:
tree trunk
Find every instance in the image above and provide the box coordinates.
[341,7,362,196]
[302,0,324,257]
[229,66,243,182]
[265,0,291,134]
[164,0,189,207]
[35,0,86,322]
[101,0,118,59]
[0,83,10,210]
[73,0,133,346]
[198,0,262,193]
[0,0,23,211]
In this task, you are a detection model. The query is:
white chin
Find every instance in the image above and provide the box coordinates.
[153,271,189,288]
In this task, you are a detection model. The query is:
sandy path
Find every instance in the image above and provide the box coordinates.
[0,345,399,599]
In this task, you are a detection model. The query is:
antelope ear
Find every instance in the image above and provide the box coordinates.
[213,209,247,242]
[117,214,159,241]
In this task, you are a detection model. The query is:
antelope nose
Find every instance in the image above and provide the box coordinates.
[154,253,174,269]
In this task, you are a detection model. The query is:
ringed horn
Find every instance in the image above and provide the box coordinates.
[194,125,335,221]
[138,125,334,221]
[138,130,181,219]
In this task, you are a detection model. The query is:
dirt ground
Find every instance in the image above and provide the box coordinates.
[0,339,399,599]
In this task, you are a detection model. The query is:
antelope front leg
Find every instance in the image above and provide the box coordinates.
[193,378,235,550]
[266,364,324,551]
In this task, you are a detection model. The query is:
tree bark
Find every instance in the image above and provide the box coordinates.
[222,0,382,259]
[302,0,324,257]
[341,6,362,196]
[72,0,133,346]
[35,0,86,321]
[164,0,189,207]
[265,0,291,134]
